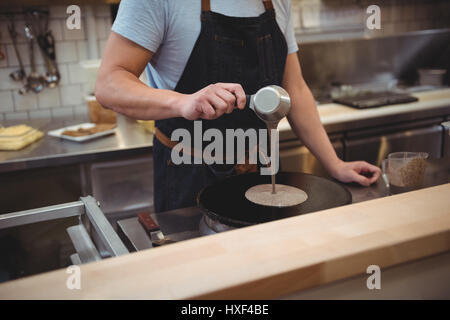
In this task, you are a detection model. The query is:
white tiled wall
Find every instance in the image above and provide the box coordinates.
[0,5,112,122]
[292,0,450,39]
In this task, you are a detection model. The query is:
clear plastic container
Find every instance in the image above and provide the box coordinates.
[382,152,428,194]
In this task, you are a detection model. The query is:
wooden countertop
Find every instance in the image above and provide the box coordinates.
[0,183,449,299]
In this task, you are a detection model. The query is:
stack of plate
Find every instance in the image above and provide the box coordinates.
[0,125,44,151]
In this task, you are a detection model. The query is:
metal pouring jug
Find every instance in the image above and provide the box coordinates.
[246,85,291,125]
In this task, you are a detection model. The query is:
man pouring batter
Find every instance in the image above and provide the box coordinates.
[95,0,381,213]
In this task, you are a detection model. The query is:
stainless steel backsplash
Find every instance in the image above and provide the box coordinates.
[298,29,450,97]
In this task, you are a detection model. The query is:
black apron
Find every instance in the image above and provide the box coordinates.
[153,0,288,212]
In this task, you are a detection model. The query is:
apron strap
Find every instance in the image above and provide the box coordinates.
[201,0,274,12]
[262,0,274,11]
[201,0,210,12]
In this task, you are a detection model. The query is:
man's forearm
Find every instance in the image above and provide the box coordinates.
[286,81,342,174]
[281,53,380,185]
[95,67,183,120]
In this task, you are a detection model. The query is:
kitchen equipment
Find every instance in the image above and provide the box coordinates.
[117,217,154,251]
[0,196,129,266]
[279,134,344,177]
[89,155,154,215]
[47,123,117,142]
[442,121,450,157]
[418,69,447,87]
[21,10,60,89]
[7,18,26,82]
[382,152,428,195]
[0,32,5,61]
[333,90,418,109]
[298,29,450,100]
[344,119,443,166]
[244,85,291,193]
[197,172,352,231]
[246,85,291,127]
[22,25,45,94]
[30,10,60,88]
[137,212,175,246]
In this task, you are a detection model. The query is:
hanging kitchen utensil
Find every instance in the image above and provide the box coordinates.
[197,172,352,229]
[27,10,60,88]
[39,31,60,88]
[22,24,45,94]
[0,31,5,61]
[7,17,27,82]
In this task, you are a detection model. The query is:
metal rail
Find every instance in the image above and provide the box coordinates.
[0,196,129,264]
[81,196,129,257]
[67,224,102,263]
[0,201,85,230]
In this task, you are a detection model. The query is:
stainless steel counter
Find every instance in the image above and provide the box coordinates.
[344,157,450,202]
[0,116,153,173]
[2,88,449,174]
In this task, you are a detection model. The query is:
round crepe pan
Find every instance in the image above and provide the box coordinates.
[197,172,352,228]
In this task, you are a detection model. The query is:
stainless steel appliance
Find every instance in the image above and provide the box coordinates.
[443,121,450,157]
[344,119,443,166]
[0,196,129,265]
[196,172,352,235]
[333,90,418,109]
[279,134,344,177]
[299,29,450,102]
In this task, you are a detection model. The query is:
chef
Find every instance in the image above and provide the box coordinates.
[95,0,381,213]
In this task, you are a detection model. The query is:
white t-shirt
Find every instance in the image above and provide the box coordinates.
[112,0,299,90]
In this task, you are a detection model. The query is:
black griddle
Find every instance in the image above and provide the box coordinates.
[333,91,418,109]
[197,172,352,228]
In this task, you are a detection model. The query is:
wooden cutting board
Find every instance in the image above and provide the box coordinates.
[0,183,449,299]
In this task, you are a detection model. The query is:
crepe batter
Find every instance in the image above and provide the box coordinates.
[245,184,308,207]
[245,120,308,207]
[267,122,277,194]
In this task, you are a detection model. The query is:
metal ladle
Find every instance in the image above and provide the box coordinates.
[30,10,60,88]
[246,85,291,128]
[39,32,60,88]
[23,25,45,94]
[246,85,292,194]
[7,18,26,82]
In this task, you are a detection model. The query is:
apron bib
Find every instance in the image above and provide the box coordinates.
[153,0,288,212]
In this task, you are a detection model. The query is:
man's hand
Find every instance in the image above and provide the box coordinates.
[176,83,246,120]
[330,160,381,187]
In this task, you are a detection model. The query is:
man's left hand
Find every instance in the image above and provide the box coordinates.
[330,160,381,187]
